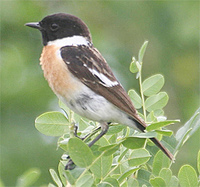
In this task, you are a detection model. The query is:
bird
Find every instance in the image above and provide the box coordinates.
[25,13,174,169]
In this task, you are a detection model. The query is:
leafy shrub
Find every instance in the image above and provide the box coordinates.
[2,42,199,187]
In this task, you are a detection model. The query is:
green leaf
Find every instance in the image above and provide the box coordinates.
[128,89,142,109]
[68,137,94,168]
[127,178,139,187]
[159,168,172,185]
[178,165,198,187]
[168,176,179,187]
[133,131,157,138]
[197,150,200,174]
[122,137,146,149]
[99,144,120,156]
[152,151,170,176]
[147,111,157,123]
[155,129,173,136]
[146,120,179,131]
[142,74,165,96]
[35,111,69,136]
[154,109,164,117]
[49,169,62,187]
[130,57,139,73]
[58,161,67,186]
[118,148,129,162]
[118,168,139,184]
[63,167,84,185]
[107,124,126,135]
[150,177,166,187]
[59,100,70,116]
[145,92,169,112]
[138,41,148,63]
[99,178,119,187]
[76,172,94,187]
[137,169,151,186]
[98,183,112,187]
[128,149,151,167]
[16,168,41,187]
[90,154,113,179]
[161,135,177,156]
[136,61,142,71]
[175,108,200,153]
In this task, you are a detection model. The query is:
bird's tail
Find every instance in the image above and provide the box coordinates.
[150,137,174,161]
[129,116,175,161]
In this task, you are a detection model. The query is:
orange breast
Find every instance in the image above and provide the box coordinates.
[40,45,82,100]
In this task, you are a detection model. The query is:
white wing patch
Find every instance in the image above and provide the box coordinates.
[88,68,118,87]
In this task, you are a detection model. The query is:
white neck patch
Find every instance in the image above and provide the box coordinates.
[47,35,90,47]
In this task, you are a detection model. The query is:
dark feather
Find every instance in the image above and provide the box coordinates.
[60,45,174,161]
[60,45,142,124]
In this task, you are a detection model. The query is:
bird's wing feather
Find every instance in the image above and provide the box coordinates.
[60,45,175,161]
[60,45,146,127]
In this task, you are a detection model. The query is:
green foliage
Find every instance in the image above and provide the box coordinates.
[35,111,69,136]
[1,2,199,186]
[142,74,164,97]
[16,168,41,187]
[68,138,94,168]
[9,42,199,186]
[178,165,198,187]
[175,107,200,154]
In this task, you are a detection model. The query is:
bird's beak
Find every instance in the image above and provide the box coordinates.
[25,22,41,30]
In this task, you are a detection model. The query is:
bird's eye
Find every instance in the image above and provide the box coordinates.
[50,23,59,31]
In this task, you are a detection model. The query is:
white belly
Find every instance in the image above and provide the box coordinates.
[58,83,138,130]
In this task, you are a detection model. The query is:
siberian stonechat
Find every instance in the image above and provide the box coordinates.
[26,13,174,169]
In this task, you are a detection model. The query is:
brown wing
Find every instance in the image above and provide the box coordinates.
[60,45,146,127]
[60,45,175,161]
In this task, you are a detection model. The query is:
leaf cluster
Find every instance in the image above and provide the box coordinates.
[2,42,199,187]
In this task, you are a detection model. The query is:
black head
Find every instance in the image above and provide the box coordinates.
[25,13,92,46]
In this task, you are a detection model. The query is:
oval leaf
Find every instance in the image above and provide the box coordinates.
[130,59,139,73]
[63,167,84,185]
[99,144,120,156]
[49,169,62,187]
[107,124,126,135]
[178,165,198,187]
[122,137,146,149]
[138,41,148,63]
[118,168,139,184]
[145,92,169,112]
[146,120,179,131]
[76,173,94,187]
[169,176,179,187]
[16,168,41,187]
[68,137,94,168]
[155,130,173,136]
[159,168,172,184]
[152,151,170,176]
[90,154,112,179]
[100,178,119,187]
[128,89,142,109]
[35,112,69,136]
[133,131,157,138]
[150,177,166,187]
[128,178,139,187]
[137,169,151,186]
[128,149,151,167]
[142,74,164,96]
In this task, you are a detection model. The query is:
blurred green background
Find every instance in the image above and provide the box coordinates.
[1,1,199,186]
